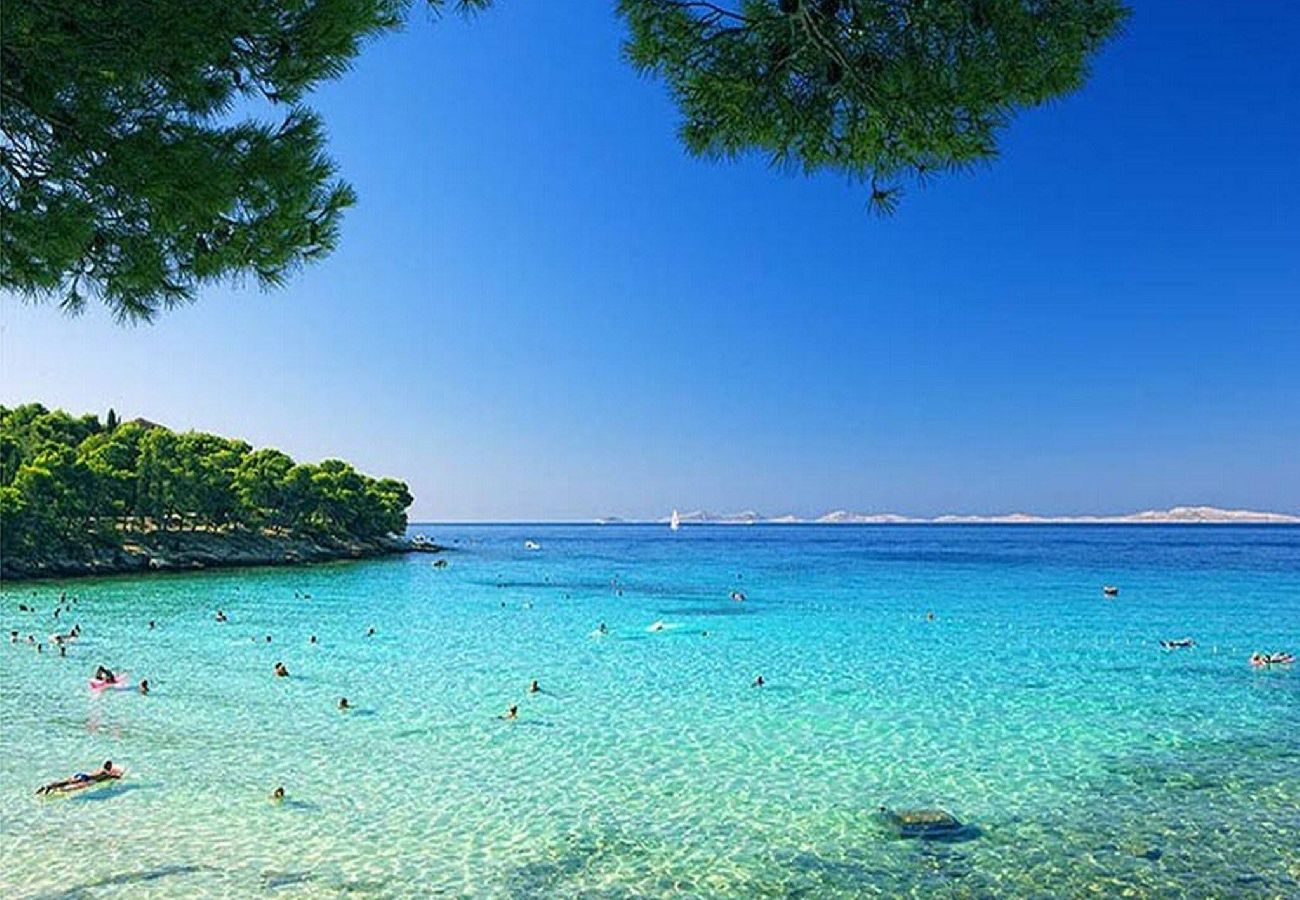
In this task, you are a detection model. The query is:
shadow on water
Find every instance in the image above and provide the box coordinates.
[276,798,321,812]
[32,864,212,899]
[262,869,315,890]
[70,782,147,803]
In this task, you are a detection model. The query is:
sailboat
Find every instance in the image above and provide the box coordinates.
[669,509,681,531]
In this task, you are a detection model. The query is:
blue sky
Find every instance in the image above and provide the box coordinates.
[3,1,1298,520]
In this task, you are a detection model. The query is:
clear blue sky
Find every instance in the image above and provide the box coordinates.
[3,1,1298,520]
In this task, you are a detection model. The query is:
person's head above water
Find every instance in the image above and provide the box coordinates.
[271,786,285,801]
[338,697,350,709]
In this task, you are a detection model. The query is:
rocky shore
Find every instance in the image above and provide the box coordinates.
[0,529,439,581]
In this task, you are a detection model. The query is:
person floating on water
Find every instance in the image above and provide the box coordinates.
[95,665,116,683]
[138,679,149,695]
[752,675,765,688]
[1251,651,1295,667]
[37,760,122,796]
[500,704,518,721]
[1160,638,1195,649]
[271,786,285,802]
[273,662,289,678]
[338,697,350,710]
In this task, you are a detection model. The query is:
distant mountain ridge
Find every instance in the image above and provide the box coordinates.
[647,505,1299,525]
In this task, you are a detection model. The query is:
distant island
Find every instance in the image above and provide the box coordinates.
[647,506,1300,525]
[1,404,417,580]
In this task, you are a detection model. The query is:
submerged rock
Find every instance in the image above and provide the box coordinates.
[878,806,972,840]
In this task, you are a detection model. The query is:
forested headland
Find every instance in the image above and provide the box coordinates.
[1,404,414,579]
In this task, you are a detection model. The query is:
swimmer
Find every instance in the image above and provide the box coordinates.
[338,697,350,711]
[265,635,272,643]
[148,620,156,630]
[752,675,765,688]
[366,627,376,637]
[138,679,149,695]
[9,630,16,642]
[271,786,285,802]
[926,611,935,622]
[273,662,289,678]
[730,590,746,602]
[309,635,318,644]
[37,760,122,796]
[528,679,540,694]
[1160,638,1195,649]
[95,665,116,682]
[215,610,228,623]
[59,645,66,657]
[500,704,518,721]
[1102,586,1119,597]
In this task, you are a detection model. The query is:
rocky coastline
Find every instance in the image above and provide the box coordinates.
[0,529,442,582]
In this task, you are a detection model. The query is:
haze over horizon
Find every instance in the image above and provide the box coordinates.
[3,1,1298,521]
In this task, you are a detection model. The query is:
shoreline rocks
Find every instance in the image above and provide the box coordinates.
[0,530,444,582]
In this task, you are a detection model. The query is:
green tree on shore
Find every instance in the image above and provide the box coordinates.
[0,403,412,566]
[2,0,1126,320]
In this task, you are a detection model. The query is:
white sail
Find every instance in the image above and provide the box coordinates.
[670,509,680,531]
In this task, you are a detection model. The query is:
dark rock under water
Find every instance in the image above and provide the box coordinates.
[878,807,978,841]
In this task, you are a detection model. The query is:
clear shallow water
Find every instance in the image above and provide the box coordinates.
[2,525,1298,899]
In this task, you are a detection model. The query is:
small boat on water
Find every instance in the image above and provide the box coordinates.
[1102,585,1119,597]
[670,509,680,531]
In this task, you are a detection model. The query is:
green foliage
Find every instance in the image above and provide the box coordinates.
[1,0,405,321]
[619,0,1127,211]
[0,403,413,566]
[2,0,1125,319]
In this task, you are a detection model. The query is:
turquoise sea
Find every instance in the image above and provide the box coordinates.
[2,525,1298,898]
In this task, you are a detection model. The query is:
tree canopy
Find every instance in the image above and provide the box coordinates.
[1,0,1126,320]
[0,403,413,567]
